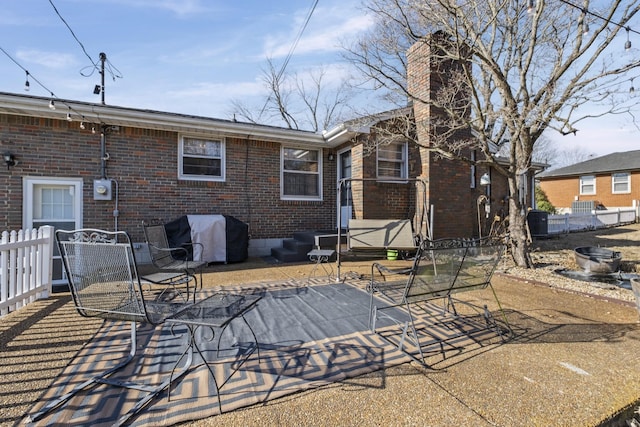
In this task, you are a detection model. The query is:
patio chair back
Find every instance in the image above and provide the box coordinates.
[56,228,185,324]
[142,222,179,269]
[406,239,502,304]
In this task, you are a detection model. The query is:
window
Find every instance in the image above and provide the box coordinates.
[179,136,225,181]
[579,175,595,195]
[612,172,630,194]
[377,141,407,179]
[282,147,322,200]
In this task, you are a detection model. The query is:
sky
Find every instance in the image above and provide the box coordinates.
[0,0,637,159]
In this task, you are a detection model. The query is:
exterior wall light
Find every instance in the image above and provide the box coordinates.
[4,152,16,169]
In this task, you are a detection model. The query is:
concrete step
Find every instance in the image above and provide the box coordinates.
[270,246,309,263]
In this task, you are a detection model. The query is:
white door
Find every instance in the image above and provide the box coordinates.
[337,149,352,229]
[23,177,83,285]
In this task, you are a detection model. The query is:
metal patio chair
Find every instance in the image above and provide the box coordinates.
[142,220,207,300]
[26,228,193,427]
[369,237,511,365]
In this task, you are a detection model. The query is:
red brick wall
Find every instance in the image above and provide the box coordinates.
[0,113,336,241]
[540,172,640,209]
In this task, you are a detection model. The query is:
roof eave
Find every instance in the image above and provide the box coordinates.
[0,92,326,146]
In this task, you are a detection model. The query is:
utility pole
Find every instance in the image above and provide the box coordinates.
[99,52,106,105]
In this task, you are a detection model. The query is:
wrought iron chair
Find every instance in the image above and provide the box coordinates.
[142,220,207,300]
[26,228,193,427]
[369,237,511,365]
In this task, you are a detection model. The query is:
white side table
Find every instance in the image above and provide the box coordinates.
[307,249,335,282]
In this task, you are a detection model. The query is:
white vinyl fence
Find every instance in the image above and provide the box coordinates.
[547,208,637,234]
[0,226,54,316]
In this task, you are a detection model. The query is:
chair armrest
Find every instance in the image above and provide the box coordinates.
[179,241,205,261]
[371,262,412,280]
[149,244,190,259]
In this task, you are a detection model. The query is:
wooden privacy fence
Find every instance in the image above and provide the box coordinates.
[1,226,54,316]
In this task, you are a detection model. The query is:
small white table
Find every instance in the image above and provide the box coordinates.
[307,249,335,282]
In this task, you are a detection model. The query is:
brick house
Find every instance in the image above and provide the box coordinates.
[538,150,640,213]
[0,38,538,284]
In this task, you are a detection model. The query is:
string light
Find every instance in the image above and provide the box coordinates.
[66,107,72,122]
[630,79,635,93]
[581,9,589,36]
[529,1,639,50]
[527,0,535,14]
[49,97,56,110]
[24,71,30,91]
[625,27,632,50]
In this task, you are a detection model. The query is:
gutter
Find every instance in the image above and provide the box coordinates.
[0,92,326,146]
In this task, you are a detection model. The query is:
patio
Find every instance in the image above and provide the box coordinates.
[2,257,640,426]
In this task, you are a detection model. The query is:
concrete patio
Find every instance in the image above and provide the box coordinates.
[2,257,640,426]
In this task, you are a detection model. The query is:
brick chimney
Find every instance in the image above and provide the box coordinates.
[406,34,476,238]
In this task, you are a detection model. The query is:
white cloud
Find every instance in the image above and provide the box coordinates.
[92,0,209,16]
[263,5,374,59]
[16,50,78,70]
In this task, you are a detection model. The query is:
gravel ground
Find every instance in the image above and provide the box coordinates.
[498,223,640,305]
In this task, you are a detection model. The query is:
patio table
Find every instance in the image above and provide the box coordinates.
[166,292,261,411]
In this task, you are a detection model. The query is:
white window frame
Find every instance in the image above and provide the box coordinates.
[612,172,630,194]
[579,175,596,195]
[281,146,323,201]
[376,141,408,180]
[178,135,225,182]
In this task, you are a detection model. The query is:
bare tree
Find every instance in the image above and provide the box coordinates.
[345,0,640,267]
[532,136,595,170]
[230,58,351,132]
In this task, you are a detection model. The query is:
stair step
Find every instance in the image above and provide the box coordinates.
[283,238,313,253]
[270,246,309,263]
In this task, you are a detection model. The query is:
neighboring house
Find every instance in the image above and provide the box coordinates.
[0,37,539,285]
[538,150,640,213]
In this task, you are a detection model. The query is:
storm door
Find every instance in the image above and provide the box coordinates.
[337,149,352,229]
[23,177,83,285]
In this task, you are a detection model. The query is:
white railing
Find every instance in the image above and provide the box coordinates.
[548,208,637,234]
[0,226,54,317]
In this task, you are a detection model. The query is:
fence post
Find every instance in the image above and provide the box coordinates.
[39,226,54,299]
[1,231,8,316]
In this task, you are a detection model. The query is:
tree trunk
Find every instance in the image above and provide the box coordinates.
[508,206,533,268]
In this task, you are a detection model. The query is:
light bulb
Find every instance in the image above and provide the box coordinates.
[49,99,55,110]
[527,0,535,14]
[80,121,86,130]
[66,108,72,122]
[626,28,632,51]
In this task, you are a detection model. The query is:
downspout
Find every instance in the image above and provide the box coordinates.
[100,125,107,179]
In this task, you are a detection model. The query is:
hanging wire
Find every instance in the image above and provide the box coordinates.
[0,44,104,128]
[48,0,122,81]
[258,0,320,117]
[551,0,640,36]
[47,0,100,73]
